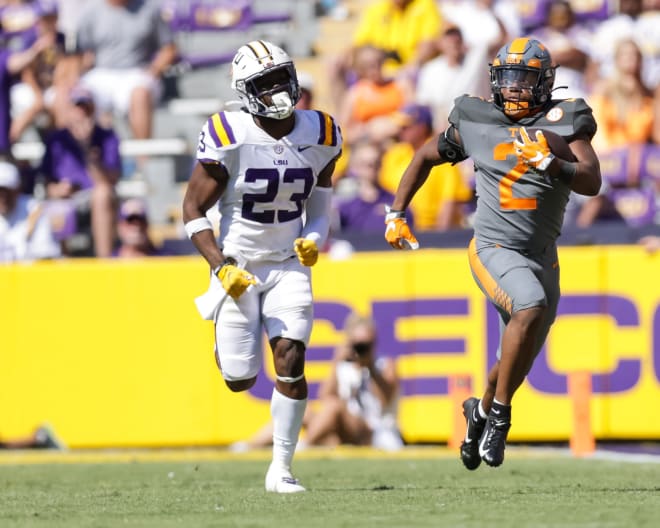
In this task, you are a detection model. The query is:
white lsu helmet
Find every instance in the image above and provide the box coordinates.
[230,40,301,120]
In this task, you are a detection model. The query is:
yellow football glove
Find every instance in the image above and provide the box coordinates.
[216,260,256,300]
[294,238,319,266]
[384,208,419,250]
[514,127,555,171]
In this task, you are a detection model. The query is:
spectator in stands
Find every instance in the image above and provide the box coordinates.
[335,140,413,234]
[415,25,491,128]
[589,38,654,187]
[0,423,65,450]
[337,45,411,145]
[54,0,87,49]
[74,0,179,140]
[588,0,660,90]
[113,197,165,257]
[0,158,61,262]
[562,181,623,229]
[0,0,39,51]
[379,103,472,231]
[1,26,57,155]
[439,0,516,57]
[529,0,591,100]
[295,71,315,110]
[40,86,121,257]
[586,35,658,228]
[327,0,442,111]
[639,234,660,252]
[9,1,67,142]
[302,312,403,450]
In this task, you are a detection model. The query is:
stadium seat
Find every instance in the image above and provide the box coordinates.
[610,187,656,228]
[598,148,629,187]
[638,143,660,184]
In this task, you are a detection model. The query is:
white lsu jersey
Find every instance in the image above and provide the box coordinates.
[196,109,342,262]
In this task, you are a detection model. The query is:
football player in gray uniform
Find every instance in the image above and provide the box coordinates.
[183,40,342,492]
[384,37,601,468]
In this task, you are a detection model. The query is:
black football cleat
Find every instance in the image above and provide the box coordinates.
[479,413,511,467]
[460,397,487,470]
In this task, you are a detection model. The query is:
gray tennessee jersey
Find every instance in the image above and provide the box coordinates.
[448,95,597,252]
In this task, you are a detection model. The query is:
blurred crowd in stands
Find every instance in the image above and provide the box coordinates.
[1,0,659,263]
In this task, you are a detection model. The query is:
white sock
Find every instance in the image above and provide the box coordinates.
[493,397,509,407]
[477,400,488,420]
[270,388,307,471]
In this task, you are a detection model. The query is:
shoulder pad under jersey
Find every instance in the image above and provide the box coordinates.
[296,109,342,148]
[202,111,244,150]
[448,95,501,129]
[536,98,597,142]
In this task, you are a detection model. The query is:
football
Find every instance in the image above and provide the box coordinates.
[526,128,577,162]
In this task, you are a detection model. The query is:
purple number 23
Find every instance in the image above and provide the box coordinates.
[242,168,314,223]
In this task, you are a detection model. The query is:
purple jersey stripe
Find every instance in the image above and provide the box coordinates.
[315,110,326,145]
[219,112,236,144]
[206,117,222,147]
[330,117,337,146]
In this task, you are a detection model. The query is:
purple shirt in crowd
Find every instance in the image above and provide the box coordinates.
[40,125,121,190]
[338,188,414,233]
[0,50,12,155]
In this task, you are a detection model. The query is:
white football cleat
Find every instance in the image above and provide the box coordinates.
[265,464,306,493]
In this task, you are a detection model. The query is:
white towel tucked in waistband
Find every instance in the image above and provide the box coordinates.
[194,273,227,321]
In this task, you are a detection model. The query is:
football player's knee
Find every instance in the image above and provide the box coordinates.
[225,377,257,392]
[216,350,261,384]
[512,305,546,333]
[272,338,305,379]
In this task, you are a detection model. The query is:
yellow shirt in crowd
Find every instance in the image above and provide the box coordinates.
[379,142,472,230]
[352,0,442,73]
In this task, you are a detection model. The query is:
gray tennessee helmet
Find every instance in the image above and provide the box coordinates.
[490,37,556,118]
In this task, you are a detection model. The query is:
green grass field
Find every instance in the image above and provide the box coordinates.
[1,447,659,528]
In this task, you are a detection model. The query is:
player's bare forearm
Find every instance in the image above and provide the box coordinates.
[571,147,601,196]
[182,161,227,268]
[391,139,442,211]
[190,229,226,269]
[557,138,601,196]
[317,158,337,188]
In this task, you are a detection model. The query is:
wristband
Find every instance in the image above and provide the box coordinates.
[384,206,406,222]
[212,257,237,276]
[536,152,555,172]
[184,217,213,239]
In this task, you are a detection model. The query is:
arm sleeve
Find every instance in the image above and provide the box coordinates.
[301,186,333,247]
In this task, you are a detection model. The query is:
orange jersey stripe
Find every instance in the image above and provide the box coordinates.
[322,112,334,146]
[468,238,513,314]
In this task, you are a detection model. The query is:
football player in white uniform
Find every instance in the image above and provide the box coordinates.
[182,40,342,493]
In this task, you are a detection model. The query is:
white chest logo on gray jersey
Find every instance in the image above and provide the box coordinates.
[546,108,563,122]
